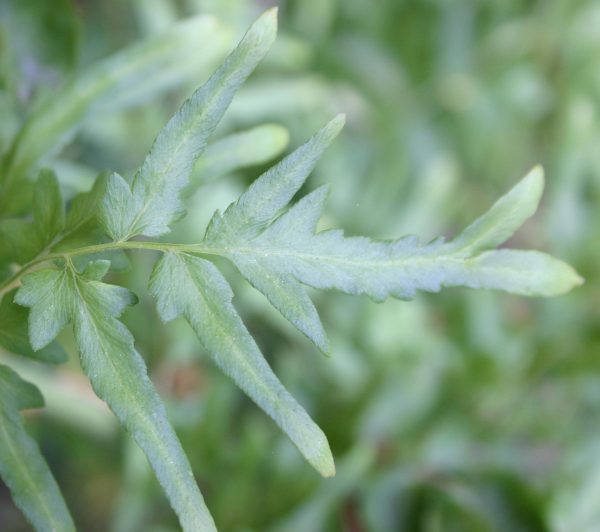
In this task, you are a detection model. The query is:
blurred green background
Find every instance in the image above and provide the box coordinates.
[0,0,598,530]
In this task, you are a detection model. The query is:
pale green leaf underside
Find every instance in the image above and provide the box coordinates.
[204,115,344,353]
[149,251,335,477]
[0,365,75,532]
[100,8,278,240]
[2,8,583,531]
[204,136,582,353]
[15,266,216,532]
[218,182,581,301]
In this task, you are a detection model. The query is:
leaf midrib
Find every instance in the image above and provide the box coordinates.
[68,270,196,518]
[180,255,283,409]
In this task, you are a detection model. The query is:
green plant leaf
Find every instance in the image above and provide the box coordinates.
[149,251,335,477]
[15,263,217,531]
[0,289,67,363]
[203,115,344,352]
[187,123,289,190]
[100,8,278,240]
[204,138,582,348]
[33,168,65,246]
[0,218,42,265]
[0,364,75,531]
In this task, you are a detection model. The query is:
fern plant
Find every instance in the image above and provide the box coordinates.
[0,9,582,531]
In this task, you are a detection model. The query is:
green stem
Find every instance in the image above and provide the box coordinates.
[0,241,220,298]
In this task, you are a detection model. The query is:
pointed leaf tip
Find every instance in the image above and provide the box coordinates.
[521,164,545,202]
[100,8,279,240]
[265,6,279,18]
[310,437,336,478]
[555,261,584,294]
[253,7,278,41]
[327,113,346,137]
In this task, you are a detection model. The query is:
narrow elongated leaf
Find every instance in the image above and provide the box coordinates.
[0,364,44,412]
[100,8,278,240]
[204,155,582,346]
[149,251,335,477]
[0,364,75,531]
[188,123,289,190]
[0,218,43,265]
[15,264,217,532]
[203,116,344,351]
[0,0,80,95]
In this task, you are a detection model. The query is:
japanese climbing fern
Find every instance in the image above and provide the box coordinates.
[0,9,582,531]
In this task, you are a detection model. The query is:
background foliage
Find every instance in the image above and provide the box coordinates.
[0,0,598,530]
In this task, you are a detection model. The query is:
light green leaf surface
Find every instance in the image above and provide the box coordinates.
[15,264,217,532]
[188,123,289,190]
[204,116,344,352]
[100,8,278,240]
[0,364,75,532]
[205,144,581,347]
[149,251,335,477]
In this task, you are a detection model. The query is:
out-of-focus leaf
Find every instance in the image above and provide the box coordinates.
[205,126,580,361]
[204,115,345,353]
[449,166,544,255]
[0,364,75,531]
[0,218,42,265]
